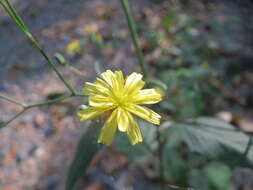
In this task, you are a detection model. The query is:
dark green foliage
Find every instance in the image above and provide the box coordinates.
[172,117,253,166]
[65,124,101,190]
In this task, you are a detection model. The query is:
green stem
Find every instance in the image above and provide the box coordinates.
[0,93,86,129]
[156,126,165,190]
[0,109,26,129]
[243,136,252,157]
[0,94,26,107]
[25,94,72,109]
[54,53,86,77]
[0,94,77,129]
[36,47,78,95]
[119,0,147,78]
[4,0,27,30]
[0,0,77,95]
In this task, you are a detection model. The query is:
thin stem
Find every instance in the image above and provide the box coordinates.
[4,0,27,30]
[156,126,165,190]
[36,47,78,95]
[0,109,26,129]
[0,94,26,107]
[0,0,77,95]
[243,136,252,157]
[119,0,147,78]
[54,54,86,77]
[0,94,78,129]
[25,94,72,109]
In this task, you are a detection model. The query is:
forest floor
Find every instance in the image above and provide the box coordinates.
[0,0,252,190]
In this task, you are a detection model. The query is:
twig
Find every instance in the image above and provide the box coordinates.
[0,94,83,129]
[119,0,147,78]
[156,126,165,190]
[243,136,253,157]
[54,53,86,77]
[0,109,26,129]
[0,94,26,107]
[0,0,77,95]
[0,0,86,128]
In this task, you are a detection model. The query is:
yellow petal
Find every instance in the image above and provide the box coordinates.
[78,107,106,122]
[133,89,162,104]
[126,104,161,125]
[126,112,143,145]
[101,70,116,88]
[89,95,114,108]
[117,107,129,132]
[98,110,118,145]
[115,71,125,90]
[124,72,145,95]
[82,79,110,96]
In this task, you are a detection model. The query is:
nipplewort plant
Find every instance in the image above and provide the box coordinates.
[0,0,253,190]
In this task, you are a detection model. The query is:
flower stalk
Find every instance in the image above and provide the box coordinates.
[119,0,147,78]
[0,0,77,95]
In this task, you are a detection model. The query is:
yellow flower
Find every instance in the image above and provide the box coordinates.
[78,70,162,145]
[66,39,81,54]
[83,25,94,34]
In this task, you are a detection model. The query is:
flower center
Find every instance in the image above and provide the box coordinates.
[113,92,128,108]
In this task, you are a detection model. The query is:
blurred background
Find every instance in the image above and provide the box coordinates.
[0,0,253,189]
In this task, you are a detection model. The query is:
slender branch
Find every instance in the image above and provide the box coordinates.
[0,109,26,129]
[54,53,86,77]
[0,94,26,107]
[119,0,147,78]
[0,0,77,95]
[0,1,88,129]
[156,126,165,190]
[0,94,82,129]
[36,47,78,95]
[25,94,72,109]
[243,136,252,157]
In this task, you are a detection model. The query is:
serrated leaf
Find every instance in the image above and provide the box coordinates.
[65,124,101,190]
[172,117,253,166]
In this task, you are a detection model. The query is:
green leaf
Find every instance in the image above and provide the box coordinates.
[146,77,168,90]
[205,162,231,190]
[65,124,101,190]
[46,92,66,101]
[54,53,67,66]
[172,117,253,166]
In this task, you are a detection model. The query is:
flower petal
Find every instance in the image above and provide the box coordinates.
[117,107,129,132]
[124,72,145,95]
[98,110,118,145]
[126,112,143,145]
[89,95,115,108]
[83,78,111,96]
[115,71,125,90]
[133,89,162,104]
[101,70,116,88]
[126,104,161,125]
[78,107,106,122]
